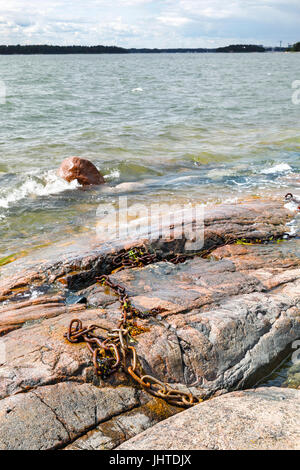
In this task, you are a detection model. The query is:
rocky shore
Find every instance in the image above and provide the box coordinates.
[0,199,299,450]
[117,387,300,450]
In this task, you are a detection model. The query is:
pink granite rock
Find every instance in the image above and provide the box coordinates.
[0,200,299,449]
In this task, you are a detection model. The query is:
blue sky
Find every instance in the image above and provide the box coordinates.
[0,0,299,48]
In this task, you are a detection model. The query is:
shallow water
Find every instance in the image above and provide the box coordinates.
[0,52,300,259]
[258,354,300,390]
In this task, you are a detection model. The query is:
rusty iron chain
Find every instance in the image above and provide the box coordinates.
[110,245,190,273]
[65,256,202,407]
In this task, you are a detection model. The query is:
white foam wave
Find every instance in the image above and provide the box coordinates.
[131,87,143,93]
[284,198,300,213]
[0,170,80,209]
[104,169,120,181]
[285,216,300,236]
[261,163,292,175]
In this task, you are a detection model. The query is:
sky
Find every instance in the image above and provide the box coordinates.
[0,0,299,48]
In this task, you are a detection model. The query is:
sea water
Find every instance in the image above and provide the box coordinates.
[0,52,300,260]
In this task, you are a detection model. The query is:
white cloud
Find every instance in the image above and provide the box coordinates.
[157,15,192,27]
[0,0,299,47]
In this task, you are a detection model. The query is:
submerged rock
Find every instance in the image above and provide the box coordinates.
[58,157,105,186]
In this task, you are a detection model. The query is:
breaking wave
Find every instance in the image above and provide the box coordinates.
[261,163,292,175]
[0,170,81,209]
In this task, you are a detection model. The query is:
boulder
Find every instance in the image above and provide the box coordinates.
[116,387,300,450]
[58,157,105,186]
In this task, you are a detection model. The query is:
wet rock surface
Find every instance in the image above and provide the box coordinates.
[0,200,299,449]
[0,200,291,300]
[117,387,300,450]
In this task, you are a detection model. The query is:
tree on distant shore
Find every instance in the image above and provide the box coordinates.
[0,43,266,55]
[292,42,300,51]
[215,44,265,53]
[0,45,128,54]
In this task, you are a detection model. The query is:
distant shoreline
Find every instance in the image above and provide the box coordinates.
[0,44,272,55]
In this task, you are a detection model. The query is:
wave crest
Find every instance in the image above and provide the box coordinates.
[0,170,81,209]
